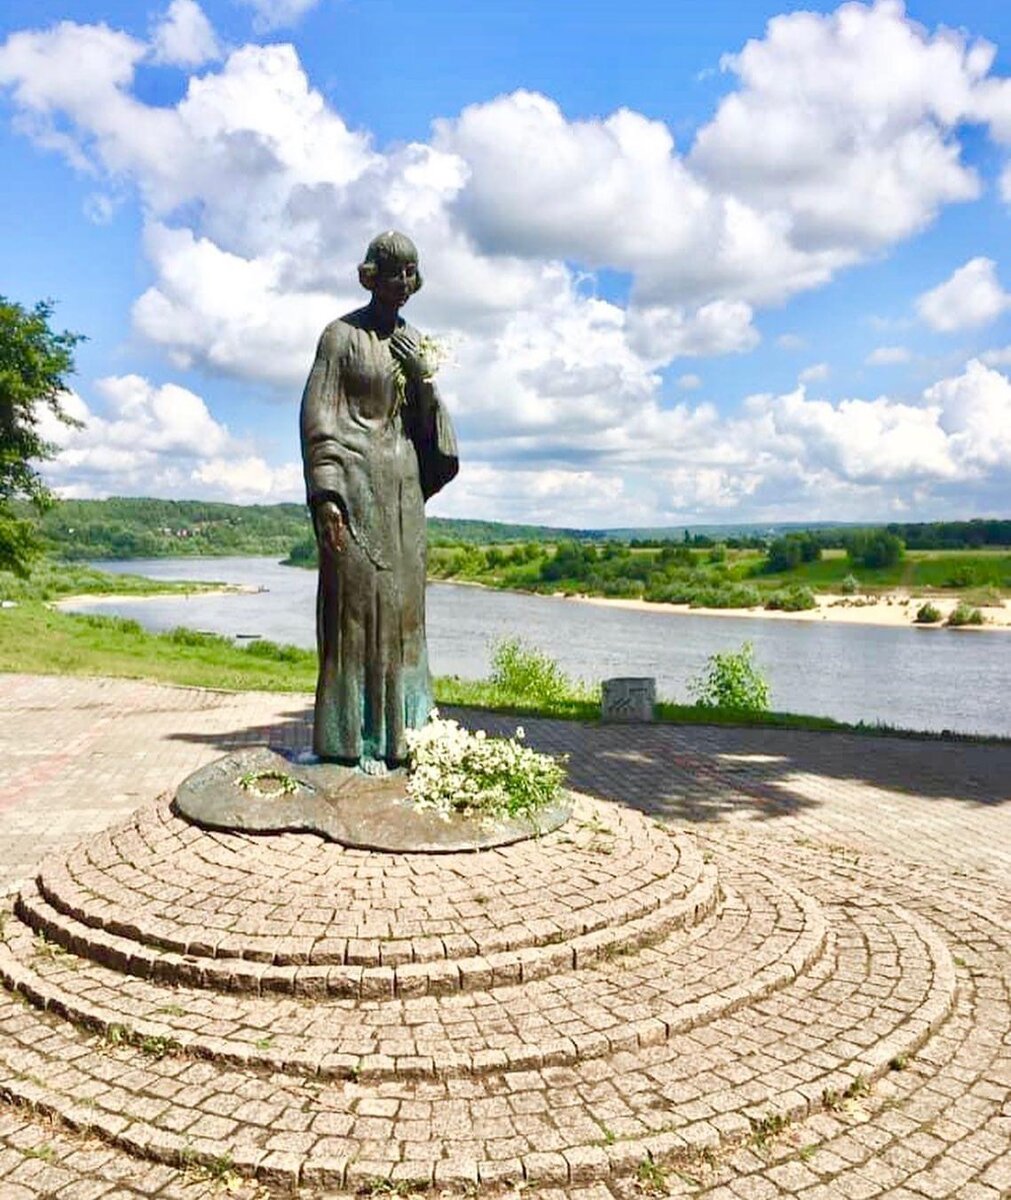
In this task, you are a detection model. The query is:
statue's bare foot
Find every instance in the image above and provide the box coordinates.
[359,757,388,777]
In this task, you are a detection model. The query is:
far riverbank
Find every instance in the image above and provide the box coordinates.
[570,590,1011,630]
[431,577,1011,630]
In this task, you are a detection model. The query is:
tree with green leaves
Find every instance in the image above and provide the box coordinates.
[0,297,84,575]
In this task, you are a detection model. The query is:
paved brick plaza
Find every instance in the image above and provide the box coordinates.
[0,673,1008,1199]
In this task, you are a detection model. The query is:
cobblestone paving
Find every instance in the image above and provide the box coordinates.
[0,673,1008,1199]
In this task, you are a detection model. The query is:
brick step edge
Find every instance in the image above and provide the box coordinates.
[0,878,825,1081]
[12,865,721,999]
[0,899,957,1195]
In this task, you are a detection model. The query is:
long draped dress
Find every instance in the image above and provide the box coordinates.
[299,307,458,765]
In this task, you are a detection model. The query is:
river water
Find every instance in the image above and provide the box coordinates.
[67,556,1010,737]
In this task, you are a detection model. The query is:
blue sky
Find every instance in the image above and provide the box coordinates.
[2,0,1010,527]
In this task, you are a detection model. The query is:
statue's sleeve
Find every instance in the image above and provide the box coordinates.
[412,375,459,501]
[299,324,346,510]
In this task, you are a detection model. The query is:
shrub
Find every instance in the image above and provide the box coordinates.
[243,638,308,663]
[489,637,574,704]
[688,583,762,609]
[765,532,822,572]
[75,613,144,635]
[839,573,860,596]
[915,602,942,624]
[644,576,699,604]
[284,537,317,567]
[166,626,231,648]
[845,529,904,568]
[946,603,984,627]
[688,642,770,711]
[765,586,817,612]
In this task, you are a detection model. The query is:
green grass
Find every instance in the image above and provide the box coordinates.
[0,603,319,692]
[743,549,1011,593]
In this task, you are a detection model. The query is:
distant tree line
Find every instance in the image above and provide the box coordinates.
[884,520,1011,549]
[30,498,312,560]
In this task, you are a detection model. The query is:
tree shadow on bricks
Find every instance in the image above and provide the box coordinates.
[453,712,1011,822]
[168,706,1010,825]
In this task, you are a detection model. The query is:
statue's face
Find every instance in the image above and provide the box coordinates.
[371,257,418,309]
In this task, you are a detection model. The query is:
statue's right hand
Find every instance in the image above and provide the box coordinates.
[315,500,345,554]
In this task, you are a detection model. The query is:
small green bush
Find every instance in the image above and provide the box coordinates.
[946,603,984,627]
[688,642,771,712]
[166,626,231,648]
[765,586,817,612]
[243,638,308,664]
[915,602,942,624]
[489,637,574,705]
[688,583,762,609]
[839,574,860,596]
[75,613,144,635]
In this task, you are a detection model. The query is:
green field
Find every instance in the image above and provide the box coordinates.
[741,548,1011,593]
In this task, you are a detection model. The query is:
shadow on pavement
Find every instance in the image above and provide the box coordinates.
[167,706,1011,826]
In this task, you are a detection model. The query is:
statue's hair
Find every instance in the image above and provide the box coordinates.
[358,230,423,293]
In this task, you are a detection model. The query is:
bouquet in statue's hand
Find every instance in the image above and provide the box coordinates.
[391,331,451,385]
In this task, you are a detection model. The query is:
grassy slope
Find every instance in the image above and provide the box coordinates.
[0,604,318,692]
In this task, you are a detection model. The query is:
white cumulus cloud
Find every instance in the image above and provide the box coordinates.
[4,1,1011,522]
[37,375,301,503]
[150,0,220,68]
[916,257,1011,332]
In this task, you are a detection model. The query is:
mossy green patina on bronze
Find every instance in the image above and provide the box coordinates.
[173,748,570,853]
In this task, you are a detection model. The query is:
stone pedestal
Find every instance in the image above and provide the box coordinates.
[601,676,656,722]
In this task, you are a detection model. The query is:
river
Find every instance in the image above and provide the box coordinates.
[65,556,1010,737]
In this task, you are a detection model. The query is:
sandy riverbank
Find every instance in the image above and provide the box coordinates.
[570,591,1011,630]
[53,584,262,607]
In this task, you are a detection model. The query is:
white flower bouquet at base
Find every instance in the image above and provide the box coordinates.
[405,711,566,821]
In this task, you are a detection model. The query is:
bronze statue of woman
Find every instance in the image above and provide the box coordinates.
[300,231,458,771]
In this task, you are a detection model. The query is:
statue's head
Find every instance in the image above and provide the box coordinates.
[358,230,423,304]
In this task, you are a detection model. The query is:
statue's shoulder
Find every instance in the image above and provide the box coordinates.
[318,310,367,353]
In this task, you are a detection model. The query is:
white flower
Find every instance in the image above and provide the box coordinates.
[405,715,564,820]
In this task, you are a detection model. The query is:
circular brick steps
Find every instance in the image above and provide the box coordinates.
[0,803,964,1196]
[25,795,715,985]
[0,862,825,1081]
